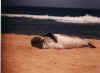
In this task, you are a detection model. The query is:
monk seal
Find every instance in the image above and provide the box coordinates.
[31,32,96,49]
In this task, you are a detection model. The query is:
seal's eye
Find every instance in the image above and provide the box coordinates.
[32,37,42,43]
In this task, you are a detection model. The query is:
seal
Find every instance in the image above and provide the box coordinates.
[31,32,96,49]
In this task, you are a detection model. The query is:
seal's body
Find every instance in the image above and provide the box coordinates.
[31,33,96,49]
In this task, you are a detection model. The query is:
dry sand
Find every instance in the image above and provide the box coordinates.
[2,34,100,73]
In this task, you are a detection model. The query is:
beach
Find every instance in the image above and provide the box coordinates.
[2,33,100,73]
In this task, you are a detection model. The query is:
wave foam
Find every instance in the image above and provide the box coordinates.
[1,14,100,24]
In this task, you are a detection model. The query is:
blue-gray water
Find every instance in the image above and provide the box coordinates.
[2,16,100,40]
[2,7,100,39]
[2,7,100,17]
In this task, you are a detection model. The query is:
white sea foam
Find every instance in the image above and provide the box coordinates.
[1,14,100,24]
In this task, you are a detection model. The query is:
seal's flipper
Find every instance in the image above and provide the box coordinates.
[42,32,57,43]
[88,43,96,48]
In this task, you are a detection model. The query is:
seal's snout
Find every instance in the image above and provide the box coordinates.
[31,37,44,48]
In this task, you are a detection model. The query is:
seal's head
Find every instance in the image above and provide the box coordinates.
[31,36,44,48]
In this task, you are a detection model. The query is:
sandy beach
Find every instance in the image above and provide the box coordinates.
[1,33,100,73]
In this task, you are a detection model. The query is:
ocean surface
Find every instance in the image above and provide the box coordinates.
[2,7,100,39]
[2,7,100,16]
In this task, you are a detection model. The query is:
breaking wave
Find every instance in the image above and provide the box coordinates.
[1,13,100,24]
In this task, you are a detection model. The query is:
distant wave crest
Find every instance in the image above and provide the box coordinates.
[1,14,100,24]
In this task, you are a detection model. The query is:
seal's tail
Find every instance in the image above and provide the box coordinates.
[88,43,96,48]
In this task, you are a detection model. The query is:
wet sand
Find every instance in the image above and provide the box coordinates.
[2,34,100,73]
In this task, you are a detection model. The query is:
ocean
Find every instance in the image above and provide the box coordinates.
[1,7,100,39]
